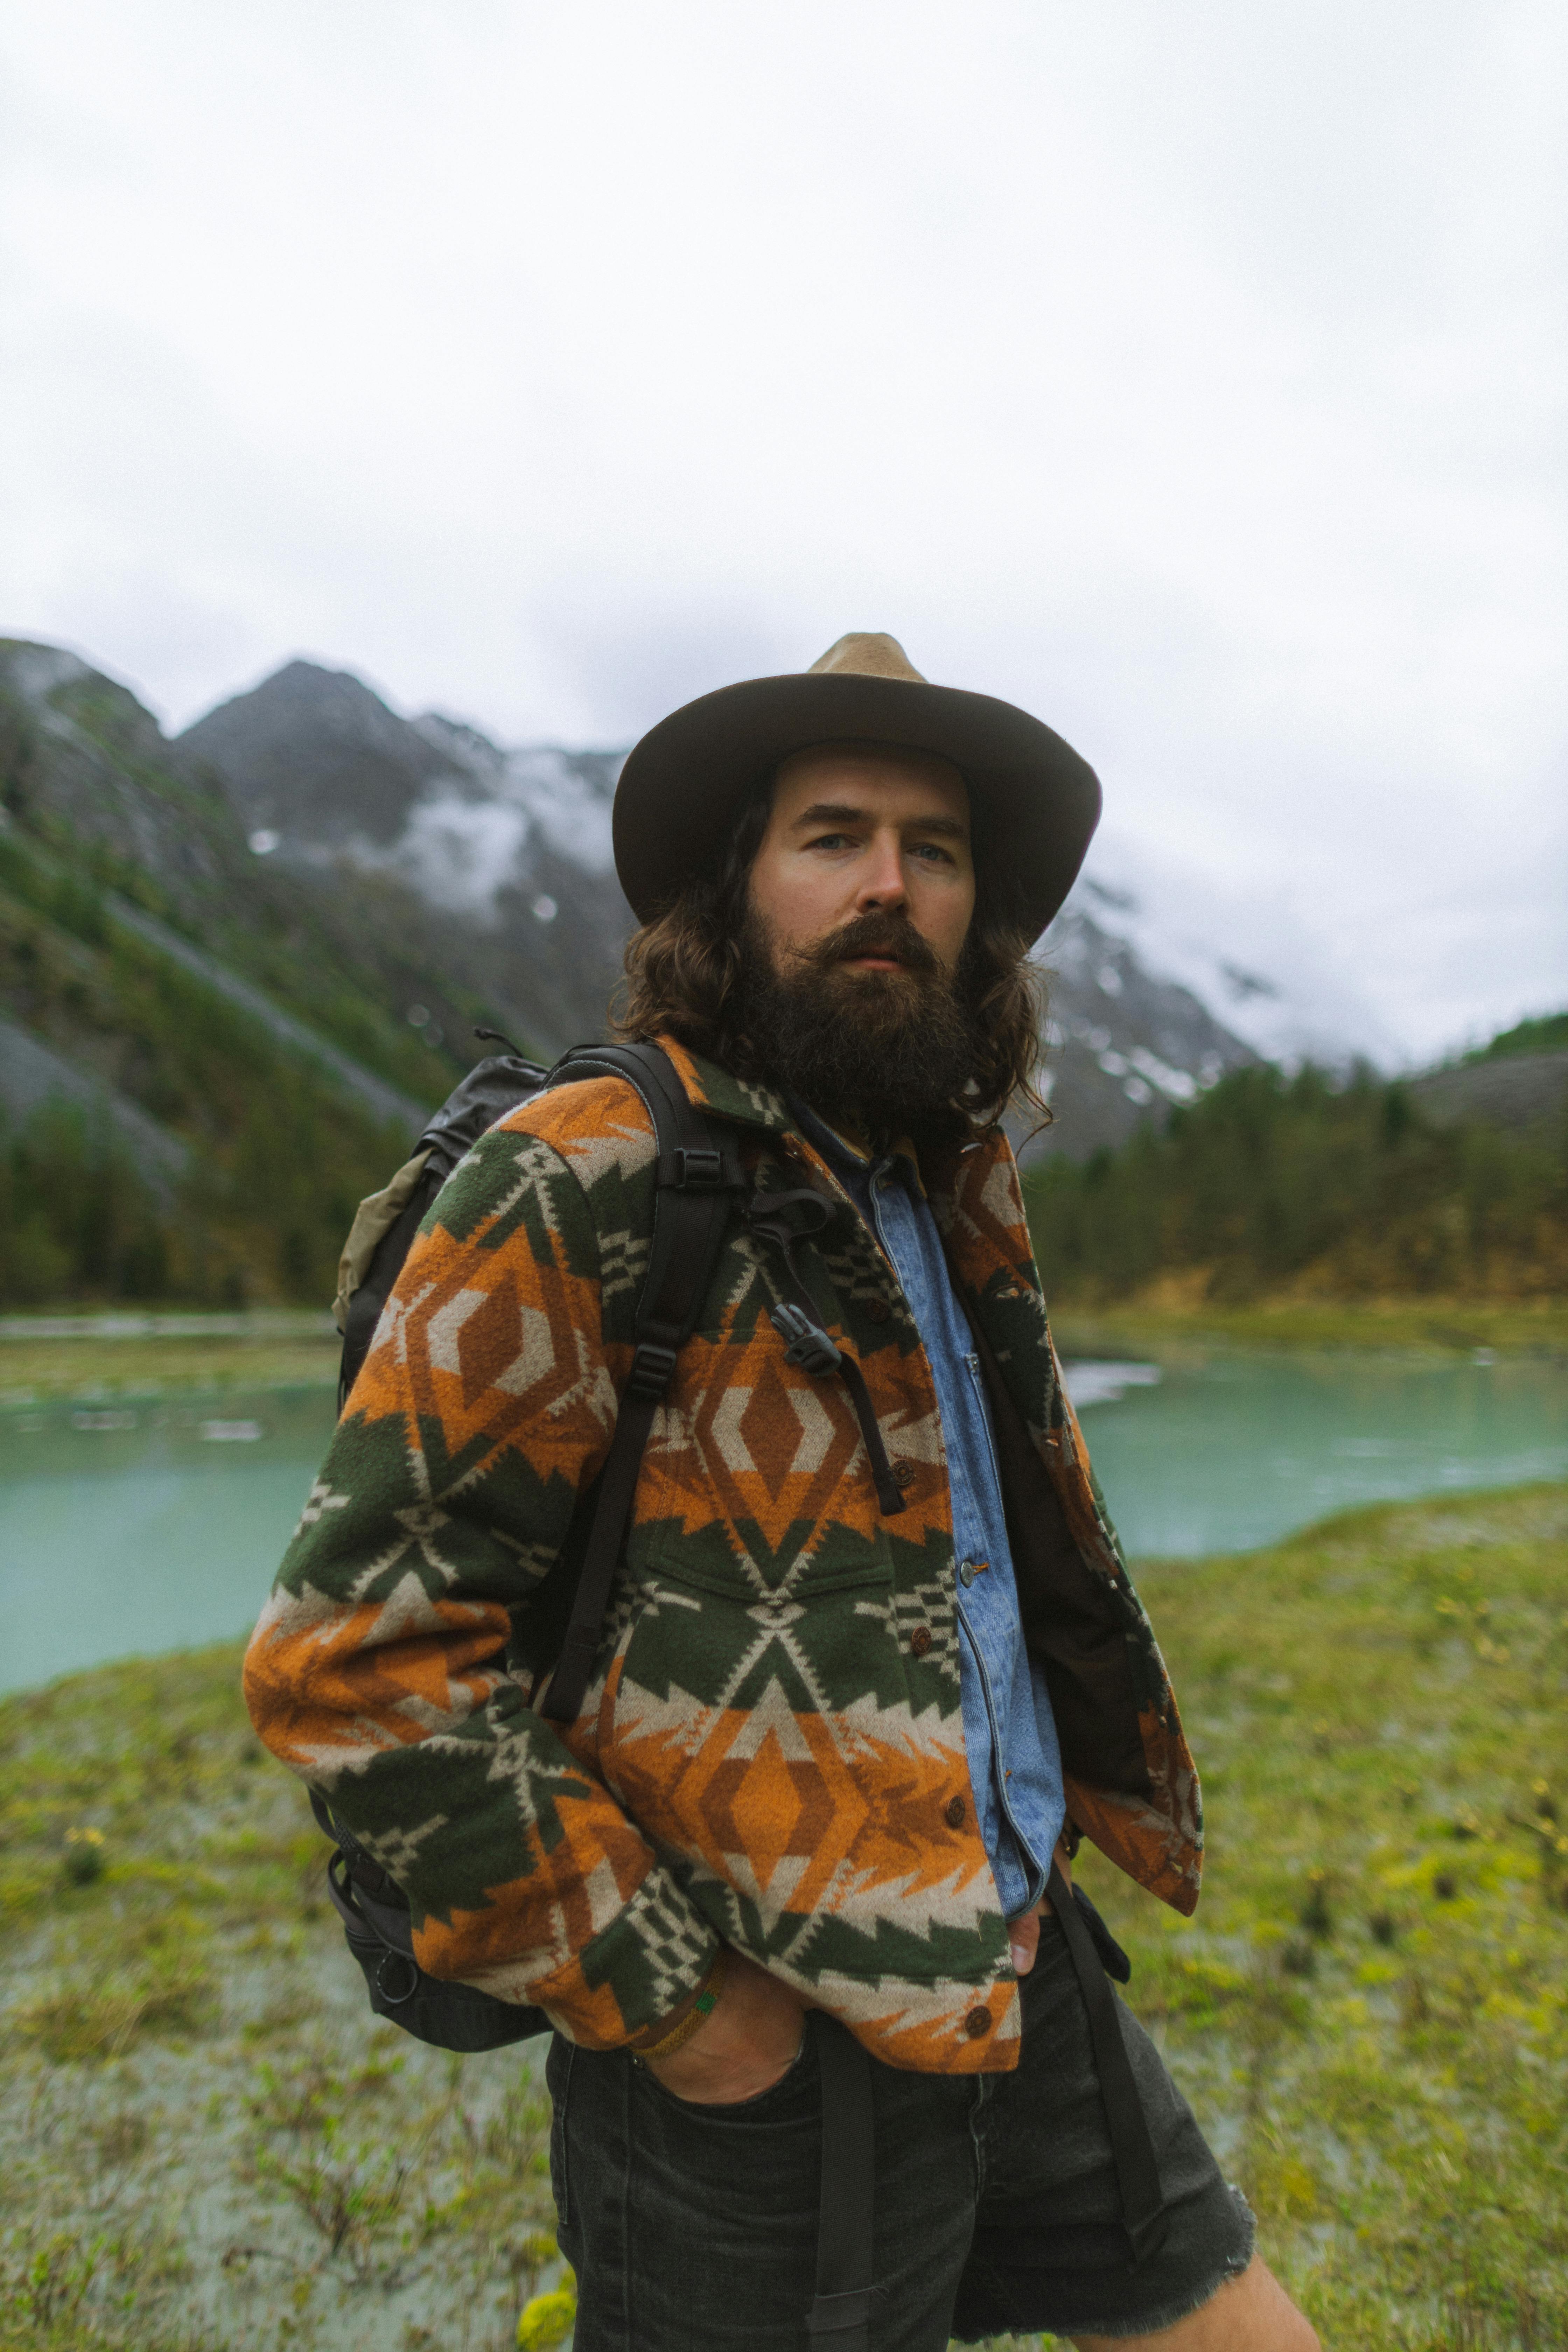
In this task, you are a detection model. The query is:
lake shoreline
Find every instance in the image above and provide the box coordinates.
[1051,1292,1568,1360]
[1,1292,1564,1406]
[0,1313,343,1402]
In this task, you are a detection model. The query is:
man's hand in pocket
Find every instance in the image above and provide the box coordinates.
[635,1951,808,2105]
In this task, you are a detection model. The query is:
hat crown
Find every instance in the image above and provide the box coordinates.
[807,632,928,686]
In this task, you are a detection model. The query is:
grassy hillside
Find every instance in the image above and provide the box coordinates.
[0,660,472,1106]
[1466,1011,1568,1063]
[0,840,413,1305]
[0,655,490,1308]
[1027,1059,1568,1317]
[1,1484,1564,2349]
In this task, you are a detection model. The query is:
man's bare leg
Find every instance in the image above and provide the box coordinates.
[1071,2252,1318,2351]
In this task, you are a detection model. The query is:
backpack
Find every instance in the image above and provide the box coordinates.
[318,1036,748,2052]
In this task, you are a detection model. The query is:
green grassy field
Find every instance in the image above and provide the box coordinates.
[0,1315,341,1404]
[1048,1294,1568,1360]
[2,1484,1565,2350]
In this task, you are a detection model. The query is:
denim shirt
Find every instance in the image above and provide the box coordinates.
[792,1104,1066,1918]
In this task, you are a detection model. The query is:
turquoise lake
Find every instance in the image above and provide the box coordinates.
[2,1353,1564,1694]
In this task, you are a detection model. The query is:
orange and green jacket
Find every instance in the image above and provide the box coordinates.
[243,1039,1201,2074]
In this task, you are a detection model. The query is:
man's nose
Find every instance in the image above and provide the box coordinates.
[853,832,908,913]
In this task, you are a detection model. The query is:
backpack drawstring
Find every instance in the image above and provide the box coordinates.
[744,1191,906,1517]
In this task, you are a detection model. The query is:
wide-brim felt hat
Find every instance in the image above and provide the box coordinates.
[612,631,1101,941]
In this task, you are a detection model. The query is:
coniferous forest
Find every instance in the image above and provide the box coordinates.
[1027,1055,1568,1308]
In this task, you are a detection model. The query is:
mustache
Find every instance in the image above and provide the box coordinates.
[787,913,943,979]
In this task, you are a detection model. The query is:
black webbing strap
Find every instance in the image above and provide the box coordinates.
[540,1043,743,1726]
[806,2017,877,2347]
[541,1382,659,1724]
[744,1191,905,1518]
[1049,1863,1169,2265]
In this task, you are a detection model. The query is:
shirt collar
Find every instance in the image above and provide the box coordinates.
[788,1097,927,1198]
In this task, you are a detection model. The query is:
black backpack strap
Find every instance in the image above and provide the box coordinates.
[539,1042,745,1724]
[1049,1861,1169,2264]
[806,2017,877,2347]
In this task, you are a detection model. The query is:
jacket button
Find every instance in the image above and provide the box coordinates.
[909,1626,933,1659]
[865,1298,890,1324]
[892,1461,916,1489]
[944,1795,966,1829]
[965,2006,992,2038]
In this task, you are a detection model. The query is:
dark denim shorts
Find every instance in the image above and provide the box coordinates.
[547,1914,1254,2349]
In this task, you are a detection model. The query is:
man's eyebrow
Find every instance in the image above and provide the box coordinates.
[790,800,969,839]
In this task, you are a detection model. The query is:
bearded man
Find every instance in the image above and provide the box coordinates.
[244,636,1317,2350]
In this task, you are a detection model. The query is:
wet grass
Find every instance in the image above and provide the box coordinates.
[0,1316,340,1404]
[1049,1293,1568,1360]
[0,1649,565,2350]
[2,1484,1565,2348]
[1056,1478,1568,2350]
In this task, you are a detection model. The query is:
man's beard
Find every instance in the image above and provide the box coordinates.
[734,904,980,1143]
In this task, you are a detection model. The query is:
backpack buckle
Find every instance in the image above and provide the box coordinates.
[626,1340,679,1400]
[665,1146,725,1189]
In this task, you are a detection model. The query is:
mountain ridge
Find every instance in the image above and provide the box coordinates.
[178,654,1268,1157]
[3,632,1549,1308]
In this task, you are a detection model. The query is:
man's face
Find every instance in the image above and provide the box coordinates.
[735,744,981,1134]
[748,745,975,983]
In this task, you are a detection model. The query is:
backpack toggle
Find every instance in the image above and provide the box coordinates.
[770,1301,843,1378]
[745,1190,906,1518]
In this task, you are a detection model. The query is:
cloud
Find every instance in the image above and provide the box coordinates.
[1,0,1563,1058]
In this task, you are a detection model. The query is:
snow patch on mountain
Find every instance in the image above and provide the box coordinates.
[1068,830,1406,1070]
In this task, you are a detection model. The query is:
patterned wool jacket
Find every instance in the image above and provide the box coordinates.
[244,1038,1202,2075]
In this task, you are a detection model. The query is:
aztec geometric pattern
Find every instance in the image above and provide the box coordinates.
[244,1039,1200,2072]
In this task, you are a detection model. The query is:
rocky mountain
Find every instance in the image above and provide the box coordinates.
[179,662,628,1058]
[0,642,493,1301]
[1028,892,1257,1160]
[7,632,1547,1310]
[1410,1051,1568,1138]
[177,657,1264,1158]
[0,637,1333,1222]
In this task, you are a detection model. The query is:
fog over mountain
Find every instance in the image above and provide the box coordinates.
[0,635,1470,1188]
[178,657,1382,1158]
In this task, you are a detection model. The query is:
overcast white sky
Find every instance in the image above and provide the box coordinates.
[3,1,1564,1062]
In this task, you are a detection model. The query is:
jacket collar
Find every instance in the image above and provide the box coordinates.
[656,1032,995,1203]
[656,1034,793,1133]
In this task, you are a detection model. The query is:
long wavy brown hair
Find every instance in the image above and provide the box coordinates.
[613,783,1050,1139]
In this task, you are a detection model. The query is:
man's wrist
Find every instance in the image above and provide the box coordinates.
[629,1948,727,2060]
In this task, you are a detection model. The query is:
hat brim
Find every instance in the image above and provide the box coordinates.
[613,670,1101,941]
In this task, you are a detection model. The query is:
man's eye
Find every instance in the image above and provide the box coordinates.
[809,833,852,852]
[911,842,954,864]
